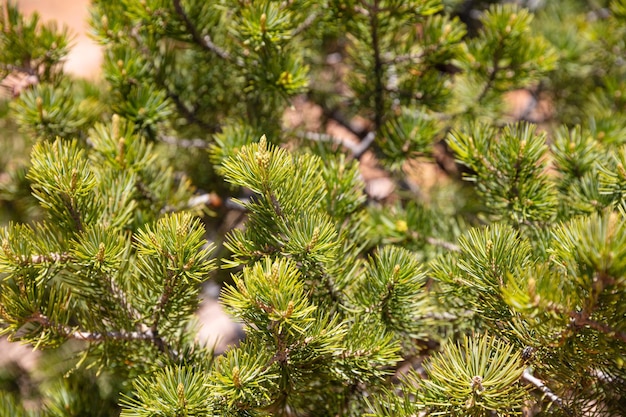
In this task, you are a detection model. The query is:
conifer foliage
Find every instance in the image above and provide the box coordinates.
[1,0,626,416]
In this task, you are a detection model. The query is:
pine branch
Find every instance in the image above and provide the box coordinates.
[164,88,219,131]
[363,0,386,131]
[171,0,232,62]
[26,312,157,343]
[292,12,319,36]
[522,368,572,415]
[61,193,84,233]
[569,311,626,343]
[149,272,177,354]
[294,130,375,159]
[425,236,461,252]
[29,252,72,264]
[159,134,210,149]
[0,62,38,77]
[320,106,370,139]
[475,37,507,105]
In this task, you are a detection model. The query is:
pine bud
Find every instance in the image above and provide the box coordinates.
[395,220,408,232]
[260,13,267,33]
[70,168,78,191]
[232,366,241,388]
[255,135,271,169]
[284,300,294,318]
[116,138,125,165]
[36,96,44,120]
[177,382,186,407]
[96,242,106,263]
[112,114,120,140]
[471,375,484,393]
[271,262,280,283]
[519,139,527,153]
[308,227,319,250]
[1,239,12,259]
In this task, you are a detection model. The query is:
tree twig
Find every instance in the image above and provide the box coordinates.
[294,131,361,155]
[522,368,571,414]
[159,134,210,149]
[29,252,72,264]
[365,0,385,131]
[164,88,219,131]
[321,106,370,139]
[293,12,319,36]
[294,130,376,160]
[353,131,376,159]
[425,236,461,252]
[172,0,232,62]
[27,312,159,343]
[569,311,626,343]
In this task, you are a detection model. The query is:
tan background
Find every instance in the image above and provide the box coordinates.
[15,0,103,78]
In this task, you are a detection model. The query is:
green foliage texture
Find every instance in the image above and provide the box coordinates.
[1,0,626,416]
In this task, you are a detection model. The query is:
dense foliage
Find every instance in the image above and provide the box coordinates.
[1,0,626,416]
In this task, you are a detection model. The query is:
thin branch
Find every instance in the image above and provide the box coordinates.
[366,0,385,131]
[27,312,157,343]
[294,131,362,155]
[107,277,143,323]
[172,0,232,61]
[386,52,425,65]
[29,252,72,264]
[569,311,626,343]
[164,89,219,131]
[0,62,37,76]
[522,368,572,414]
[353,131,376,159]
[150,272,177,353]
[425,236,461,252]
[187,193,216,207]
[292,12,319,36]
[61,193,84,233]
[295,130,375,160]
[159,134,210,149]
[326,107,369,139]
[70,330,155,342]
[474,37,508,106]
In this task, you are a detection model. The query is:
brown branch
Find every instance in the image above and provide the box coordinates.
[569,311,626,343]
[70,330,155,342]
[474,36,509,106]
[150,271,177,353]
[366,0,385,131]
[61,193,84,233]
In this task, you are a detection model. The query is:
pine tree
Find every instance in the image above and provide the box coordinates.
[1,0,626,416]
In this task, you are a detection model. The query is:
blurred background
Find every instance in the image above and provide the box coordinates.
[15,0,102,79]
